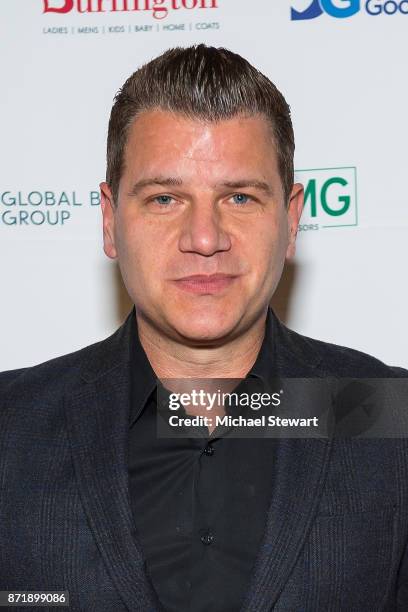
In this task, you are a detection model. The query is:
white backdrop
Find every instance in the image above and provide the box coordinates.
[1,0,407,370]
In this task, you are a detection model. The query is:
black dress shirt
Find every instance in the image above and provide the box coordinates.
[128,309,279,612]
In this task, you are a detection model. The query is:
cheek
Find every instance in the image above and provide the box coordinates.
[247,217,287,269]
[115,212,150,260]
[115,215,171,288]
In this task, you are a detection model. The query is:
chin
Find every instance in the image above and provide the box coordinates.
[167,305,240,344]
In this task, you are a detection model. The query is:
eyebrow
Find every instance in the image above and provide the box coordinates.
[128,177,183,196]
[217,180,274,197]
[128,177,274,197]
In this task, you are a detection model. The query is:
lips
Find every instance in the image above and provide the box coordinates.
[177,273,236,281]
[172,273,238,294]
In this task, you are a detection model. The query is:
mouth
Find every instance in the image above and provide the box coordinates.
[172,273,239,294]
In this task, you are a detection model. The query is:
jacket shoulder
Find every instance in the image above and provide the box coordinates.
[0,331,119,402]
[279,322,408,377]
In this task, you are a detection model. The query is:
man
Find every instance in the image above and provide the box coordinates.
[0,44,407,611]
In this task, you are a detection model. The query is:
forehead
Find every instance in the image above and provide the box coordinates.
[123,109,280,180]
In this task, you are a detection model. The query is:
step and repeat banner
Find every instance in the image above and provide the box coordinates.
[1,0,407,370]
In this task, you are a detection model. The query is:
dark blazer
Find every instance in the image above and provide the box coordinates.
[1,307,408,611]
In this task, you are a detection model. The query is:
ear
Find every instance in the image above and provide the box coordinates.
[285,183,304,260]
[100,182,117,259]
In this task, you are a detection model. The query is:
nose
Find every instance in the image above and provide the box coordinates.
[178,201,231,256]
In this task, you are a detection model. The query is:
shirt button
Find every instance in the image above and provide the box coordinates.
[203,444,214,456]
[200,533,214,546]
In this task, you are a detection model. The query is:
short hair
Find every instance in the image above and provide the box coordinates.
[106,44,295,206]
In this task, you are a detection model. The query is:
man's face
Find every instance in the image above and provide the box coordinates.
[101,109,303,344]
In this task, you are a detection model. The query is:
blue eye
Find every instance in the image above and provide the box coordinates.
[232,193,250,205]
[155,195,173,206]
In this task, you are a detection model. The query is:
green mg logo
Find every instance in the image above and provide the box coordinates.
[295,167,358,231]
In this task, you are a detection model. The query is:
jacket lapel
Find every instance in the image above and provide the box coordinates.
[240,310,334,611]
[64,311,163,612]
[240,437,332,611]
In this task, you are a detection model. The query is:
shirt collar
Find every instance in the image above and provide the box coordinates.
[129,305,276,427]
[129,307,157,427]
[247,305,276,384]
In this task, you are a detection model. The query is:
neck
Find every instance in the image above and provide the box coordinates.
[135,309,268,380]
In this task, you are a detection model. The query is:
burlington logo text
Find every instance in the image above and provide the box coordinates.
[43,0,218,20]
